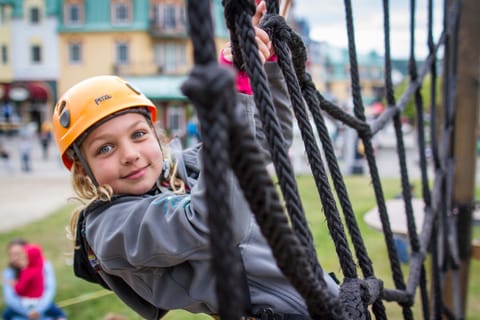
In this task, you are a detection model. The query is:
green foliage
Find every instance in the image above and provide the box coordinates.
[1,177,479,319]
[393,74,442,123]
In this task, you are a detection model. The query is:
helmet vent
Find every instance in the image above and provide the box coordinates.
[60,108,71,128]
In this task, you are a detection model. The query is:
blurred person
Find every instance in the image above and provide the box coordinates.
[39,121,53,161]
[2,238,67,320]
[18,123,36,173]
[0,139,13,174]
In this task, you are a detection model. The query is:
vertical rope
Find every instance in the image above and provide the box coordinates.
[343,1,411,318]
[183,1,247,318]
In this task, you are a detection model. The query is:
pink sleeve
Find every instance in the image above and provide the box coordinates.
[219,49,253,95]
[219,49,278,95]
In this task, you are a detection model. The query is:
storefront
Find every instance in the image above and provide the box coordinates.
[0,81,55,134]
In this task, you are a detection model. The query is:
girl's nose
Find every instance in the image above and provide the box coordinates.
[121,144,140,165]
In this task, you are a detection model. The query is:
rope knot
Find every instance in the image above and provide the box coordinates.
[181,63,236,108]
[360,276,383,305]
[358,122,372,140]
[260,14,290,42]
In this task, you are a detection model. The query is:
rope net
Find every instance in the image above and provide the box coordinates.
[181,0,465,319]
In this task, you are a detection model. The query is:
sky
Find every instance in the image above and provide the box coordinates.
[290,0,444,59]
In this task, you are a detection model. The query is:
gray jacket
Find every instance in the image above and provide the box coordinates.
[83,63,338,319]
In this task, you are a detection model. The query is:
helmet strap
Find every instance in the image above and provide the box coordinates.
[72,142,99,187]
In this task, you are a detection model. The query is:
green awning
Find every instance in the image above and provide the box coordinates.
[124,75,188,101]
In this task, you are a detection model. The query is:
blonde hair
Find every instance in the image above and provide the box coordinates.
[67,142,186,242]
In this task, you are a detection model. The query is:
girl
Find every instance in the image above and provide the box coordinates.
[51,5,339,320]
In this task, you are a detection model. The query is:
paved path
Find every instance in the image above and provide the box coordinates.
[0,134,73,232]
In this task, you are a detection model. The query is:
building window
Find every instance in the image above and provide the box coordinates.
[111,1,131,25]
[154,42,186,73]
[151,3,186,32]
[1,45,7,64]
[68,42,82,64]
[31,45,42,63]
[163,5,176,29]
[30,7,41,24]
[64,2,83,25]
[167,106,184,137]
[115,42,129,65]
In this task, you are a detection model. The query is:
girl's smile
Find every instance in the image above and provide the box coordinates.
[122,166,148,180]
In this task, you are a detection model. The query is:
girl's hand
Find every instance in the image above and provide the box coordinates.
[253,0,274,62]
[221,0,274,65]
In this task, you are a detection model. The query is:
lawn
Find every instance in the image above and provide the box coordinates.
[1,175,478,319]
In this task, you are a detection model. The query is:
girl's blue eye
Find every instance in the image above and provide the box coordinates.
[98,144,113,155]
[132,130,146,139]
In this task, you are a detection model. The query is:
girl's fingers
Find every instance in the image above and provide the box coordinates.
[252,1,267,26]
[254,27,272,61]
[223,48,233,62]
[256,36,270,64]
[254,26,269,44]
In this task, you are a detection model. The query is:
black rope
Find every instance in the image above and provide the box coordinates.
[343,1,412,318]
[182,1,247,318]
[261,16,375,318]
[181,0,465,318]
[405,0,432,318]
[223,0,326,285]
[261,14,357,280]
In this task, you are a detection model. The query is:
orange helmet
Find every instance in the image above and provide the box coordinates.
[52,75,157,170]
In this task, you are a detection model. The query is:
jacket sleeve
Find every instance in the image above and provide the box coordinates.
[2,268,28,316]
[34,262,56,314]
[237,61,293,162]
[265,61,293,149]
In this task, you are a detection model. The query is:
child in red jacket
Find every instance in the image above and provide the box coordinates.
[10,244,44,310]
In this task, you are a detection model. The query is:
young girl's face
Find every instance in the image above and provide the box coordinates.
[81,112,164,195]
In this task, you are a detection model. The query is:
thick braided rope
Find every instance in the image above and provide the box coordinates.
[299,74,389,319]
[262,15,357,277]
[384,0,426,283]
[280,22,387,318]
[182,1,248,318]
[184,1,345,318]
[261,13,358,283]
[406,0,426,255]
[228,101,346,319]
[262,3,385,315]
[342,3,412,318]
[223,0,324,281]
[400,2,432,317]
[381,1,431,319]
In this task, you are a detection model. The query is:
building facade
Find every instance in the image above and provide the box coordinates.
[0,0,387,139]
[0,0,57,133]
[0,0,229,139]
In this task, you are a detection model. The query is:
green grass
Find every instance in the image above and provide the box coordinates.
[1,176,479,319]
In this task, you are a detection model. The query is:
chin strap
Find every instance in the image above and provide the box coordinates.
[72,142,99,187]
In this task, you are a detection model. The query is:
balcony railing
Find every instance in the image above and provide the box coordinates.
[148,20,188,38]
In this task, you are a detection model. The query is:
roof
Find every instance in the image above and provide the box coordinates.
[123,75,188,101]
